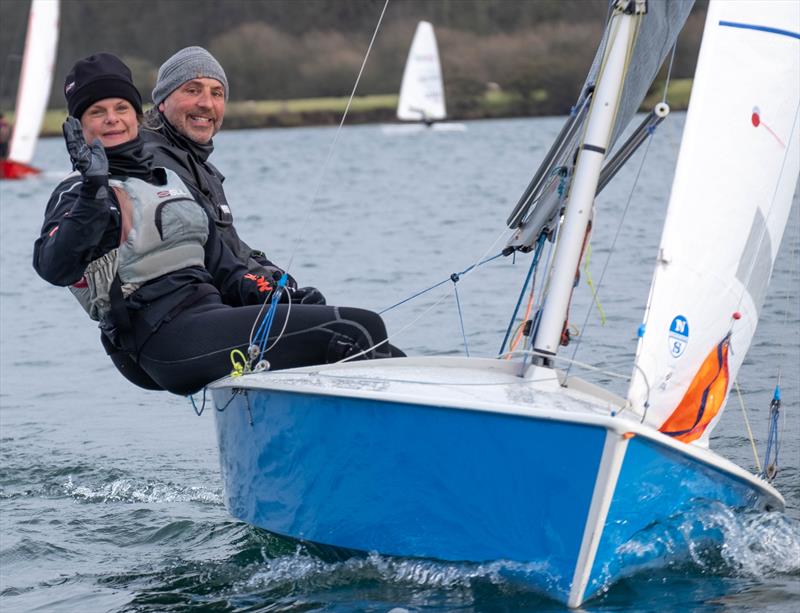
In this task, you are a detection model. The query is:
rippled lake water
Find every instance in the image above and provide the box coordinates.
[1,115,798,612]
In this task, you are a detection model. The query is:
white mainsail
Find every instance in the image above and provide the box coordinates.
[397,21,446,122]
[7,0,60,165]
[628,0,800,446]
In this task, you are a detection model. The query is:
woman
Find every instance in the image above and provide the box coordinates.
[34,53,402,395]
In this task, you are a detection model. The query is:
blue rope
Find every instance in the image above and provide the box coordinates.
[499,234,547,356]
[378,252,505,315]
[251,273,289,362]
[451,273,469,356]
[761,383,781,481]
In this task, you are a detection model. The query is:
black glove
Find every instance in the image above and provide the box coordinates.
[290,286,326,305]
[263,264,297,290]
[62,116,108,182]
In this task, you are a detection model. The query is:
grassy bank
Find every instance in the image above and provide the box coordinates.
[35,79,692,136]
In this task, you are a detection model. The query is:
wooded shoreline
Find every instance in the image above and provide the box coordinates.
[33,79,692,137]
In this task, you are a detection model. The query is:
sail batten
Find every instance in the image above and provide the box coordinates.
[628,0,800,446]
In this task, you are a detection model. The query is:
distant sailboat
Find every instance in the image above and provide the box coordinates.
[0,0,60,180]
[385,20,466,133]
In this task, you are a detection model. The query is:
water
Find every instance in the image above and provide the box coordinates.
[1,115,798,612]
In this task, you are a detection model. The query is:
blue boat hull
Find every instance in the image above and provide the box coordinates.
[211,377,781,605]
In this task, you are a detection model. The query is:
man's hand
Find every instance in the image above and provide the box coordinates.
[290,286,326,305]
[62,116,108,181]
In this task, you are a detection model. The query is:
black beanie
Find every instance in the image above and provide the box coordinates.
[64,53,143,119]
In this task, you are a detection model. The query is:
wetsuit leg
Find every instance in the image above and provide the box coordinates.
[133,295,401,396]
[100,332,164,391]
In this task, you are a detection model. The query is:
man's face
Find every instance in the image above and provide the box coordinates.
[159,77,225,144]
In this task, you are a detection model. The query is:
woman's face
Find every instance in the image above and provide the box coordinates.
[80,97,138,147]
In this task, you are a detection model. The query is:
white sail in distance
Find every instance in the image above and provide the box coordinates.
[8,0,60,165]
[397,21,446,122]
[628,0,800,446]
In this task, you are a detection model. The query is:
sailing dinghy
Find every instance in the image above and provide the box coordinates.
[210,0,798,606]
[0,0,59,180]
[384,20,466,133]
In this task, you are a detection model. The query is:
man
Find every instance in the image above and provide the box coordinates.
[143,46,322,303]
[104,46,325,390]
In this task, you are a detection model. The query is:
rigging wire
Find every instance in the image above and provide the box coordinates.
[451,273,470,356]
[761,374,782,481]
[284,0,390,274]
[246,0,391,362]
[341,247,509,364]
[499,234,546,356]
[734,379,764,474]
[760,197,800,480]
[379,251,506,316]
[564,129,655,381]
[570,38,677,394]
[523,4,638,378]
[661,44,677,104]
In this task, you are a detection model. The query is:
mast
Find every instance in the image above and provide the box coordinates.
[531,0,644,363]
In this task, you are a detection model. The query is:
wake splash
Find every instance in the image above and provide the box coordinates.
[615,501,800,582]
[62,475,222,505]
[239,547,560,600]
[712,507,800,576]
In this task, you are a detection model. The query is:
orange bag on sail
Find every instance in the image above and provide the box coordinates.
[659,334,731,443]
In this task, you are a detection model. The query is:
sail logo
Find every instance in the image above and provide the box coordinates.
[668,315,689,358]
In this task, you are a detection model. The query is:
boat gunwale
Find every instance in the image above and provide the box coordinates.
[209,356,785,510]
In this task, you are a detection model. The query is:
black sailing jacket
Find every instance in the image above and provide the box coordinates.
[32,140,273,339]
[140,115,294,287]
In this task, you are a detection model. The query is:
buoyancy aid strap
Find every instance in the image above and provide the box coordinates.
[109,275,136,353]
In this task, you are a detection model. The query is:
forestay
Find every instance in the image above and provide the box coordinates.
[397,21,446,122]
[628,0,800,445]
[8,0,59,165]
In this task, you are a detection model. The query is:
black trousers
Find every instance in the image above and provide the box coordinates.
[104,294,403,395]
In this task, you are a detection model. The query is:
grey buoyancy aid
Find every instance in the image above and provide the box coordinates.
[70,168,209,321]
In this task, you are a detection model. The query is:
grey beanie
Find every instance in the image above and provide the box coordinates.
[152,46,229,105]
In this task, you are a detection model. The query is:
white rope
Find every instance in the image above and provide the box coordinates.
[734,379,763,474]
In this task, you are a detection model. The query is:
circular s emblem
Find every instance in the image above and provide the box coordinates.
[668,315,689,358]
